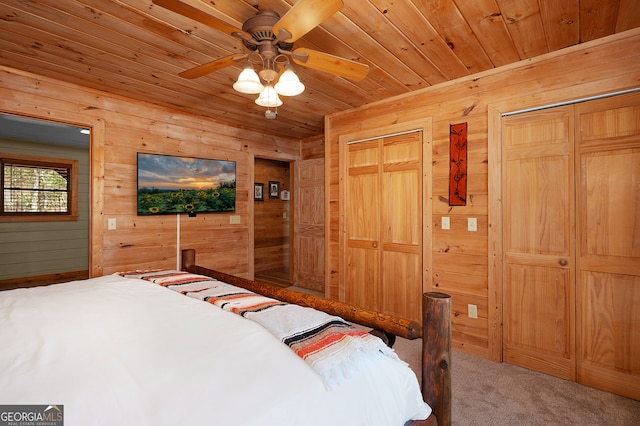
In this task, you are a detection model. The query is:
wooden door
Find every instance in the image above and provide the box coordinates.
[345,132,422,322]
[502,107,576,380]
[346,139,381,312]
[293,158,325,293]
[575,92,640,400]
[380,134,423,320]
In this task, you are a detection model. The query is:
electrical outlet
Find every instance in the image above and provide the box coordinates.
[468,304,478,319]
[468,217,477,232]
[441,216,450,230]
[107,218,116,230]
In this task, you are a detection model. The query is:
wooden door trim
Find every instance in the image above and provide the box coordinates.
[288,159,294,285]
[336,118,433,306]
[89,118,105,278]
[487,106,504,363]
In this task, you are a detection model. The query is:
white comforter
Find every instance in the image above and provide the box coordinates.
[0,274,430,425]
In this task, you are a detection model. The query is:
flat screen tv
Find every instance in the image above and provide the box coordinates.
[137,152,236,215]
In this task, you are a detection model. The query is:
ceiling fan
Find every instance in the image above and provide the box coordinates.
[153,0,369,118]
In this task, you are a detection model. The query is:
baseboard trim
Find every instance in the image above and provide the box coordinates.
[0,270,89,291]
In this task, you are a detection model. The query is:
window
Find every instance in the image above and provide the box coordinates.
[1,154,78,222]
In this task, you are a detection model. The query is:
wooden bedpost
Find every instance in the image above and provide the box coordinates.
[422,292,452,426]
[181,248,196,270]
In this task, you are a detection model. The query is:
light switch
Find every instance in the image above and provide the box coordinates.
[468,217,477,232]
[229,215,241,224]
[107,218,116,230]
[441,216,450,230]
[468,304,478,319]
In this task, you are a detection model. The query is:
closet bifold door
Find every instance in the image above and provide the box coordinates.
[345,132,423,322]
[501,106,576,381]
[575,91,640,400]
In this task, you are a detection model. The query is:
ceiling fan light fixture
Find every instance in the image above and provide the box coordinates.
[274,64,305,97]
[255,85,283,108]
[233,64,264,94]
[157,0,370,120]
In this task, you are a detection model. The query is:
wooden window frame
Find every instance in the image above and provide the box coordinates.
[0,153,79,222]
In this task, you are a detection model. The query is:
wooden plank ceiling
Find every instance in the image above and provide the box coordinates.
[1,0,639,139]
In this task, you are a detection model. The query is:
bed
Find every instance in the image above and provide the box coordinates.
[0,249,451,426]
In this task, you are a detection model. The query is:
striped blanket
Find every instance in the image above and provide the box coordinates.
[117,270,400,389]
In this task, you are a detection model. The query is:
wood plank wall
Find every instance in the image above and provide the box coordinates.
[301,134,325,160]
[325,29,640,360]
[0,66,302,280]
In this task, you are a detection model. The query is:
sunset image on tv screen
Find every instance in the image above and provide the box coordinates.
[136,153,236,215]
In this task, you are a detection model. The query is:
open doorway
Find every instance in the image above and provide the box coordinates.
[0,113,90,287]
[253,158,291,288]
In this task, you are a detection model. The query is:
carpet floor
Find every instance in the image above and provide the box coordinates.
[392,337,640,425]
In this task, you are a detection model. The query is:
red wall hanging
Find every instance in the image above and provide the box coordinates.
[449,122,467,206]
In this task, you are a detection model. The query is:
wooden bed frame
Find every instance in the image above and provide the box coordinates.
[181,249,451,426]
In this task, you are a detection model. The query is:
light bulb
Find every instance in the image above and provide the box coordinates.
[274,64,305,96]
[255,85,283,107]
[233,64,264,94]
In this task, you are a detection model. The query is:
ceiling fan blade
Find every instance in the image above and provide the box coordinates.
[152,0,251,40]
[292,48,369,81]
[179,54,247,79]
[272,0,343,42]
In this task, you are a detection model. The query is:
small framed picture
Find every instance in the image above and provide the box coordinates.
[254,183,264,201]
[269,181,280,198]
